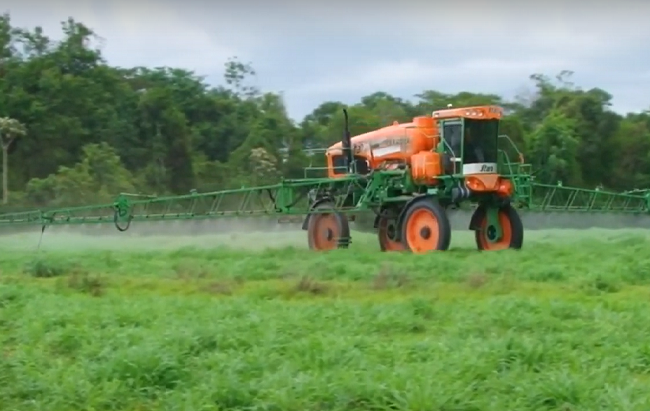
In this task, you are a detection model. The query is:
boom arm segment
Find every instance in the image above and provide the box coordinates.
[0,177,367,230]
[528,183,649,213]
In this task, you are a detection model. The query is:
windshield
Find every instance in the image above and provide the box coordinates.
[463,119,498,164]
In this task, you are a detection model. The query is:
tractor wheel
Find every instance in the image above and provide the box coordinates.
[307,203,350,251]
[400,198,451,253]
[472,203,524,251]
[378,214,406,251]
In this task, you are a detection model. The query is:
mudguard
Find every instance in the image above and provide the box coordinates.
[394,195,431,242]
[468,204,485,231]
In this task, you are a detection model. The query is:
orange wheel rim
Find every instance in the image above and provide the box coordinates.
[310,214,340,250]
[479,211,512,250]
[404,209,439,253]
[378,218,405,251]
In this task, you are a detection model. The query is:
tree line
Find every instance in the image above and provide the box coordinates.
[1,13,649,209]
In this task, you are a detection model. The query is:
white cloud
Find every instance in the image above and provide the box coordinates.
[5,0,239,73]
[291,57,570,96]
[102,6,237,73]
[292,60,437,95]
[3,0,649,119]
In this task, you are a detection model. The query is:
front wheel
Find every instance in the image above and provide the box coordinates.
[471,203,524,251]
[400,198,452,253]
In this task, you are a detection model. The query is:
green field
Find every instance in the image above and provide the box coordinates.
[2,226,650,410]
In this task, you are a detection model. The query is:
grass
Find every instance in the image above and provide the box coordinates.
[2,226,650,410]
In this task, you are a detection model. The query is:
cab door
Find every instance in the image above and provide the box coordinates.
[439,119,463,174]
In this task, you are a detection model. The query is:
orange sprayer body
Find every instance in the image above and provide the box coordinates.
[326,116,439,178]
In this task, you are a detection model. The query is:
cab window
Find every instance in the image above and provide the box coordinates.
[442,122,462,158]
[332,155,347,173]
[330,155,369,175]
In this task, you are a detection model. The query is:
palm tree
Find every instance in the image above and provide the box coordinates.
[0,117,27,204]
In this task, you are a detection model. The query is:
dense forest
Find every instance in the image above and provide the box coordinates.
[1,14,649,209]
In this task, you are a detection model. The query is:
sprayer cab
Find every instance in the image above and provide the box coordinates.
[432,105,503,175]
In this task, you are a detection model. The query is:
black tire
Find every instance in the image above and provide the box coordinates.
[378,215,406,252]
[400,198,452,252]
[471,203,524,251]
[307,203,350,250]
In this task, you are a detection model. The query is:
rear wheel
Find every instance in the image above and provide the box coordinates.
[400,198,451,253]
[378,213,406,251]
[307,203,350,250]
[472,203,524,251]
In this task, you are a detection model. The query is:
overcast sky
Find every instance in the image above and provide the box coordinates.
[4,0,650,121]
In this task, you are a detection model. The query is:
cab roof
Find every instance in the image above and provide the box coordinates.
[432,105,503,120]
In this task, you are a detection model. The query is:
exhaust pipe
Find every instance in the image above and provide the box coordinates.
[342,109,353,173]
